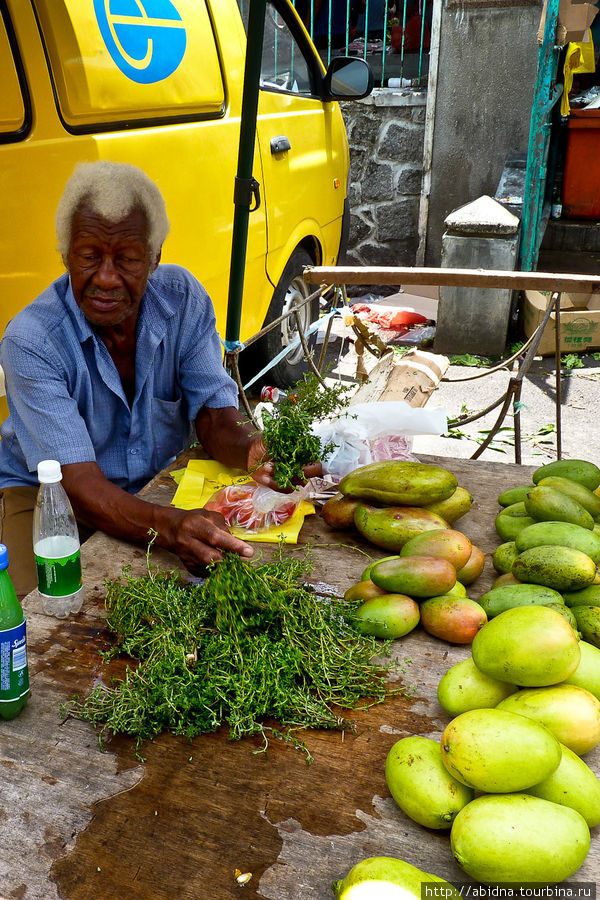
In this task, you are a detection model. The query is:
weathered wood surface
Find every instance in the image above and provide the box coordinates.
[4,455,599,899]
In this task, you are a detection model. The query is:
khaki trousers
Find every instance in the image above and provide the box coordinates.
[0,486,93,599]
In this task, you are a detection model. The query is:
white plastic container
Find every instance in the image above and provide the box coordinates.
[33,460,83,618]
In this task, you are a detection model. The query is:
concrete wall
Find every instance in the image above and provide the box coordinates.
[341,89,427,268]
[425,0,541,265]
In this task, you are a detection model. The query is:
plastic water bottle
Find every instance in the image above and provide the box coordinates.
[0,543,30,719]
[33,460,83,618]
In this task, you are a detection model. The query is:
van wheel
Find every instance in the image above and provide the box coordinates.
[242,248,319,390]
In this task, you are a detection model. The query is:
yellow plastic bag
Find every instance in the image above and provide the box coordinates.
[562,33,596,116]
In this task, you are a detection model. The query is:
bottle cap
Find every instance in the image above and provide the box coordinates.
[37,460,62,484]
[0,544,8,571]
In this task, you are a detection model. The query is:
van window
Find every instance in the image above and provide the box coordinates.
[32,0,225,130]
[238,1,319,97]
[0,10,25,136]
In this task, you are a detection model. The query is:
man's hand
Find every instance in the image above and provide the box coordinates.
[163,507,254,573]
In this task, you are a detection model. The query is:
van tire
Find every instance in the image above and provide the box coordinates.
[241,248,319,390]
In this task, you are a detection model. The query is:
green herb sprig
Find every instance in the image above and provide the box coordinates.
[63,551,406,760]
[260,371,352,489]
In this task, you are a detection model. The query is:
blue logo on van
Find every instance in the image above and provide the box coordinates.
[94,0,187,85]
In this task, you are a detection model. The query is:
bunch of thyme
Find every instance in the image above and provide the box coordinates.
[63,552,405,760]
[260,371,352,489]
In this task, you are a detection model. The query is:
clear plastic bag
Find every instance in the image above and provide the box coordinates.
[205,482,308,532]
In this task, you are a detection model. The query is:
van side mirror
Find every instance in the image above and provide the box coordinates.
[323,57,373,101]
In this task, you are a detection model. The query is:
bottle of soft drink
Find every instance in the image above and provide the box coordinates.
[33,460,83,618]
[0,543,30,719]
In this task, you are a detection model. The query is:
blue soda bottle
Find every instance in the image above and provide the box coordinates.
[0,543,30,719]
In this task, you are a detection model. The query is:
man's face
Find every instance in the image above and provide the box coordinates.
[67,205,158,329]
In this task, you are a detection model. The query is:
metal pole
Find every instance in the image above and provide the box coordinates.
[225,0,267,353]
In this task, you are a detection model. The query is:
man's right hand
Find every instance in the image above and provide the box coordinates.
[163,507,254,574]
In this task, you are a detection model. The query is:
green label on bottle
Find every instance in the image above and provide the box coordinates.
[0,620,29,704]
[35,549,82,597]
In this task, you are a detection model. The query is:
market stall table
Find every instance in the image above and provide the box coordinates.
[6,453,600,899]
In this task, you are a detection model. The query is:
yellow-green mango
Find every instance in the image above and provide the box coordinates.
[526,743,600,826]
[437,657,517,717]
[525,485,594,530]
[450,794,590,885]
[419,596,487,644]
[563,584,600,607]
[425,486,473,523]
[370,555,456,598]
[497,484,532,507]
[471,606,580,686]
[545,601,578,630]
[321,493,361,530]
[492,572,521,587]
[385,736,473,829]
[497,684,600,755]
[478,583,563,618]
[533,458,600,491]
[332,857,460,900]
[539,475,600,518]
[495,503,536,541]
[515,520,600,564]
[456,545,485,585]
[573,605,600,648]
[399,528,472,570]
[441,708,561,792]
[344,580,387,602]
[340,460,457,506]
[512,545,596,592]
[353,505,448,552]
[352,594,420,640]
[565,640,600,700]
[492,541,520,574]
[446,580,467,597]
[360,556,400,581]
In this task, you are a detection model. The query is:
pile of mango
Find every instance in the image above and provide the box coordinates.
[384,602,600,885]
[490,458,600,643]
[324,460,488,644]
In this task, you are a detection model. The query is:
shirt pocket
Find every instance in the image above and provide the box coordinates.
[150,396,192,472]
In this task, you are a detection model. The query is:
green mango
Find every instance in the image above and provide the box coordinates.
[495,503,536,541]
[545,601,578,630]
[573,606,600,649]
[353,505,449,552]
[360,555,400,581]
[424,486,473,523]
[370,556,456,598]
[332,857,460,900]
[399,528,472,570]
[565,640,600,700]
[437,657,517,717]
[512,545,596,592]
[352,594,420,639]
[441,708,561,792]
[525,485,594,530]
[419,596,487,644]
[497,484,532,507]
[538,475,600,518]
[563,584,600,607]
[497,684,600,756]
[533,458,600,491]
[492,541,520,574]
[446,579,467,597]
[471,606,580,686]
[450,794,590,885]
[478,583,563,618]
[385,736,473,829]
[516,520,600,564]
[340,460,457,506]
[526,743,600,827]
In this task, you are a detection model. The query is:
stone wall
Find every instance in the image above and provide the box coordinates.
[341,89,427,268]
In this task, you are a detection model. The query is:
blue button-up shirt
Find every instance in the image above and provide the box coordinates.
[0,265,238,493]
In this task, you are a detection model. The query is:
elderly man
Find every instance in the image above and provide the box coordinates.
[0,161,317,597]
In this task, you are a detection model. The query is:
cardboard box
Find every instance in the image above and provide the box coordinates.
[350,349,449,408]
[538,0,598,45]
[522,290,600,355]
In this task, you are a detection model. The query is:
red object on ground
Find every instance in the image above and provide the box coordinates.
[563,109,600,219]
[352,303,429,328]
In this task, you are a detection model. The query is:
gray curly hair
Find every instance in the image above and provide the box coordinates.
[55,161,170,264]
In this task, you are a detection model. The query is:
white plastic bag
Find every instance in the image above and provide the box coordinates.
[205,482,308,532]
[312,401,448,481]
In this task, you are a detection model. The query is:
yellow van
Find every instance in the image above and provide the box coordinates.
[0,0,371,399]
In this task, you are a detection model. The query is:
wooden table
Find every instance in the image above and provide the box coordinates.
[8,455,600,899]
